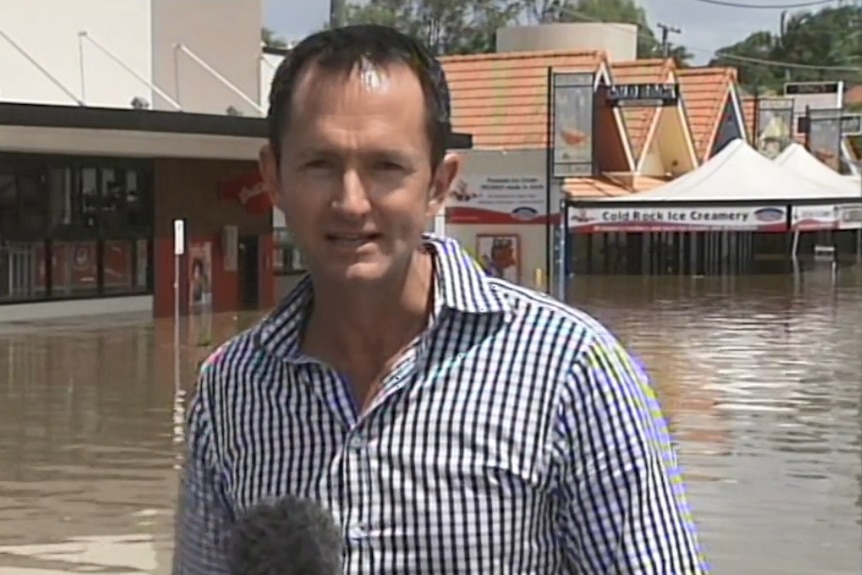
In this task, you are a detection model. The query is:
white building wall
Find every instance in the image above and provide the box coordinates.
[260,52,284,109]
[150,0,263,115]
[0,0,152,107]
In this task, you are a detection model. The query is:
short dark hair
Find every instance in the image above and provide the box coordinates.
[266,24,452,168]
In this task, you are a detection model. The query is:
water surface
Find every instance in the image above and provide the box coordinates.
[1,269,859,574]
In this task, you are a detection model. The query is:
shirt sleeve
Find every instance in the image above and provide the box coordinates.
[554,331,709,575]
[172,366,233,575]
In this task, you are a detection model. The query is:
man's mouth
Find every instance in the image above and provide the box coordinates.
[325,233,381,246]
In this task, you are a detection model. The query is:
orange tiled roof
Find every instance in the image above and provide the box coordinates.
[609,59,676,160]
[740,95,756,140]
[845,85,862,107]
[564,175,669,198]
[441,50,605,149]
[678,67,736,160]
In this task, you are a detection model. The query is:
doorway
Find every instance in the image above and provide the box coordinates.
[237,235,259,310]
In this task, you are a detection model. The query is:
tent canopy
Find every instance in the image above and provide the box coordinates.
[601,138,846,203]
[774,143,861,197]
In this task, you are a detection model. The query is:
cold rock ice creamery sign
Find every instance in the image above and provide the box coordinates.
[447,175,561,224]
[567,206,788,232]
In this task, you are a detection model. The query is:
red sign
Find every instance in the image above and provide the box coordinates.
[219,171,272,214]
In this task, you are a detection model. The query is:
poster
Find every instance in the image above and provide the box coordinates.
[551,72,595,178]
[188,240,213,347]
[475,234,521,283]
[447,174,563,224]
[756,98,794,159]
[807,109,843,171]
[188,241,213,309]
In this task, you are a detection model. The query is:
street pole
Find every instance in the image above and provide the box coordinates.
[657,23,681,59]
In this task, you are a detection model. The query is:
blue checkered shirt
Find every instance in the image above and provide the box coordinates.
[173,234,707,574]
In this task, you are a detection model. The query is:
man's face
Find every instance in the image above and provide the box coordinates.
[260,60,459,285]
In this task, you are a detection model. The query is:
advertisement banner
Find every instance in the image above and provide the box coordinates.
[792,204,862,231]
[756,98,794,158]
[447,175,562,224]
[551,72,595,178]
[807,108,843,171]
[567,205,788,233]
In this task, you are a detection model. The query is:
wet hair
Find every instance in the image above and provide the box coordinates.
[266,24,452,169]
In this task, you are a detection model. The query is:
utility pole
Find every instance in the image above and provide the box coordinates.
[329,0,346,28]
[656,23,681,59]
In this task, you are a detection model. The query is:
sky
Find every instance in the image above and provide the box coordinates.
[264,0,846,65]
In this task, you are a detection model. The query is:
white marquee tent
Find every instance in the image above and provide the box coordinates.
[774,143,861,198]
[600,139,843,203]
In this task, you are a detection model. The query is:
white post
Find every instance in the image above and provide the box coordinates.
[173,218,186,361]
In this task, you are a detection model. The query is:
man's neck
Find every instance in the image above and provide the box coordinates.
[302,250,434,370]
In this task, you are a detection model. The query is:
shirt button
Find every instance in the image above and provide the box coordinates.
[348,434,365,451]
[348,524,366,540]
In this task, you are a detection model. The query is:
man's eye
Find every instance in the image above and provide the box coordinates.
[376,161,402,171]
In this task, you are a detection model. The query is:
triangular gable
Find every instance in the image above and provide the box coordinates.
[593,72,636,173]
[636,69,698,176]
[708,87,747,158]
[609,59,671,163]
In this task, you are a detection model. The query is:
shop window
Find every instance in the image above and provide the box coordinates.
[0,154,154,304]
[51,240,100,296]
[0,241,47,302]
[0,169,16,237]
[48,167,74,231]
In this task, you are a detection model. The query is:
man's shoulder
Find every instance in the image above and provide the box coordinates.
[197,323,269,389]
[487,277,616,351]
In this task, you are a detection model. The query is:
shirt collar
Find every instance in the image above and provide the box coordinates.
[256,233,511,362]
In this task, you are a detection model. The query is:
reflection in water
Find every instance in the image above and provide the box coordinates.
[1,270,860,574]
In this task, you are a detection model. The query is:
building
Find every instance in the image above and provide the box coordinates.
[438,24,747,284]
[0,0,473,321]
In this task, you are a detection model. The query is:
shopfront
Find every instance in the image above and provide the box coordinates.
[0,102,270,321]
[0,153,153,304]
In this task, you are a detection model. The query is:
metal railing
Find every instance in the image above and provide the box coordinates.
[174,43,265,116]
[0,27,83,105]
[78,31,182,110]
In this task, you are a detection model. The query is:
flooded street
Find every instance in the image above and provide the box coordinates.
[0,269,860,574]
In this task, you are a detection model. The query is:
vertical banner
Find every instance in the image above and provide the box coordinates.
[756,97,794,158]
[551,72,595,177]
[807,108,844,171]
[188,240,213,345]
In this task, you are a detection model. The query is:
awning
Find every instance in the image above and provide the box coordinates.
[566,139,862,233]
[0,102,474,161]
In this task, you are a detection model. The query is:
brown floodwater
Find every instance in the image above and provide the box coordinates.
[0,267,860,574]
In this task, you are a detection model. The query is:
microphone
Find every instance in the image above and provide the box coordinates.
[229,494,343,575]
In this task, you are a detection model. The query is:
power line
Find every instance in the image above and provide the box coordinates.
[714,51,862,71]
[691,0,838,9]
[560,7,862,73]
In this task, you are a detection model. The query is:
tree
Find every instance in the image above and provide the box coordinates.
[341,0,521,55]
[709,5,862,92]
[261,27,288,49]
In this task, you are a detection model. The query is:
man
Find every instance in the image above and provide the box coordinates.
[173,24,708,574]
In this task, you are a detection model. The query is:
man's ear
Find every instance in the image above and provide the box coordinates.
[427,152,461,215]
[259,143,280,207]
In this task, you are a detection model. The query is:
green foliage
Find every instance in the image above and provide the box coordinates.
[337,0,692,63]
[709,5,862,92]
[261,27,288,49]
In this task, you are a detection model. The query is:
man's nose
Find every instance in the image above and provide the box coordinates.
[332,170,371,217]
